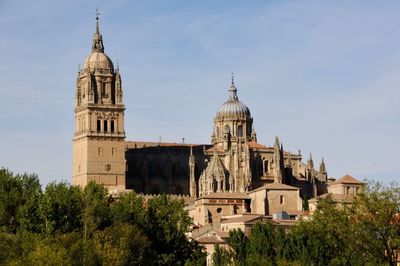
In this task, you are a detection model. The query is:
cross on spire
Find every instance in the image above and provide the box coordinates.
[96,7,100,21]
[95,8,100,33]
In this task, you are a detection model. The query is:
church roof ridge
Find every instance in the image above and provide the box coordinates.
[331,174,364,185]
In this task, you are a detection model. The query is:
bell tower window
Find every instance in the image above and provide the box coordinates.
[104,120,108,132]
[111,120,115,132]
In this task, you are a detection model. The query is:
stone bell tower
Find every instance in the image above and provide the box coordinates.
[72,13,126,192]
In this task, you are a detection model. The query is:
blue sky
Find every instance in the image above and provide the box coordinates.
[0,0,399,185]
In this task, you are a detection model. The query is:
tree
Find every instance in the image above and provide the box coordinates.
[41,182,83,234]
[212,244,229,266]
[0,168,42,233]
[226,229,248,266]
[286,196,361,265]
[351,182,400,266]
[93,223,150,265]
[82,181,111,239]
[144,194,205,265]
[246,221,286,265]
[110,191,146,227]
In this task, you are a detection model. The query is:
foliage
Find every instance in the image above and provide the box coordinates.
[41,182,83,234]
[218,182,400,266]
[2,167,399,266]
[212,244,229,266]
[0,168,205,265]
[0,168,42,233]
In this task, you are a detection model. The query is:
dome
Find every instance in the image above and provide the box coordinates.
[83,52,114,72]
[215,82,251,119]
[216,99,251,119]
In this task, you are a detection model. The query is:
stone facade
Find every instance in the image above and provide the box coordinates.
[73,17,359,220]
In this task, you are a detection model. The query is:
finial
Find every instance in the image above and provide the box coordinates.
[95,8,100,32]
[228,73,238,100]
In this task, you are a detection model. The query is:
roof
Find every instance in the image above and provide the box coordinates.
[247,141,271,149]
[221,214,264,224]
[331,175,364,185]
[195,230,229,244]
[126,141,210,149]
[309,193,356,203]
[196,234,224,244]
[250,183,299,193]
[198,192,250,200]
[286,210,310,216]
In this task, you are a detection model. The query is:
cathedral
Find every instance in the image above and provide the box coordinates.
[73,17,360,219]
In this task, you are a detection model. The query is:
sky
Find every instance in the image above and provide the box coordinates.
[0,0,399,186]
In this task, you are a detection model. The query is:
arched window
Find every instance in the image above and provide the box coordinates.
[264,160,269,174]
[102,83,106,96]
[111,120,115,132]
[238,125,243,137]
[103,120,108,132]
[97,120,101,131]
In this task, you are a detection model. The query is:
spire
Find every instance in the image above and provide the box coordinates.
[308,153,314,168]
[92,8,104,53]
[274,136,280,148]
[228,73,238,100]
[96,8,100,33]
[320,157,326,172]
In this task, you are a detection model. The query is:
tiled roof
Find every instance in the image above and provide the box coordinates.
[196,234,224,244]
[250,183,299,192]
[247,141,271,149]
[126,141,209,149]
[198,192,250,199]
[309,193,356,203]
[221,214,264,224]
[331,175,364,185]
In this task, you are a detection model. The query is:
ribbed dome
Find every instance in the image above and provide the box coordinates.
[215,82,251,119]
[83,52,114,72]
[216,99,251,118]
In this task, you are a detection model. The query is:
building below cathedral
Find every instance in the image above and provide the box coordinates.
[72,16,364,235]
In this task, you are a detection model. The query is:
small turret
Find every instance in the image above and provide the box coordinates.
[319,157,328,181]
[251,128,257,142]
[189,146,197,197]
[307,153,314,169]
[273,136,283,183]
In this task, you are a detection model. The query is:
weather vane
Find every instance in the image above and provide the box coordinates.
[95,7,100,20]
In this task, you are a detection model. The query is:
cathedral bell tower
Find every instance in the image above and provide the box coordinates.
[72,14,126,192]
